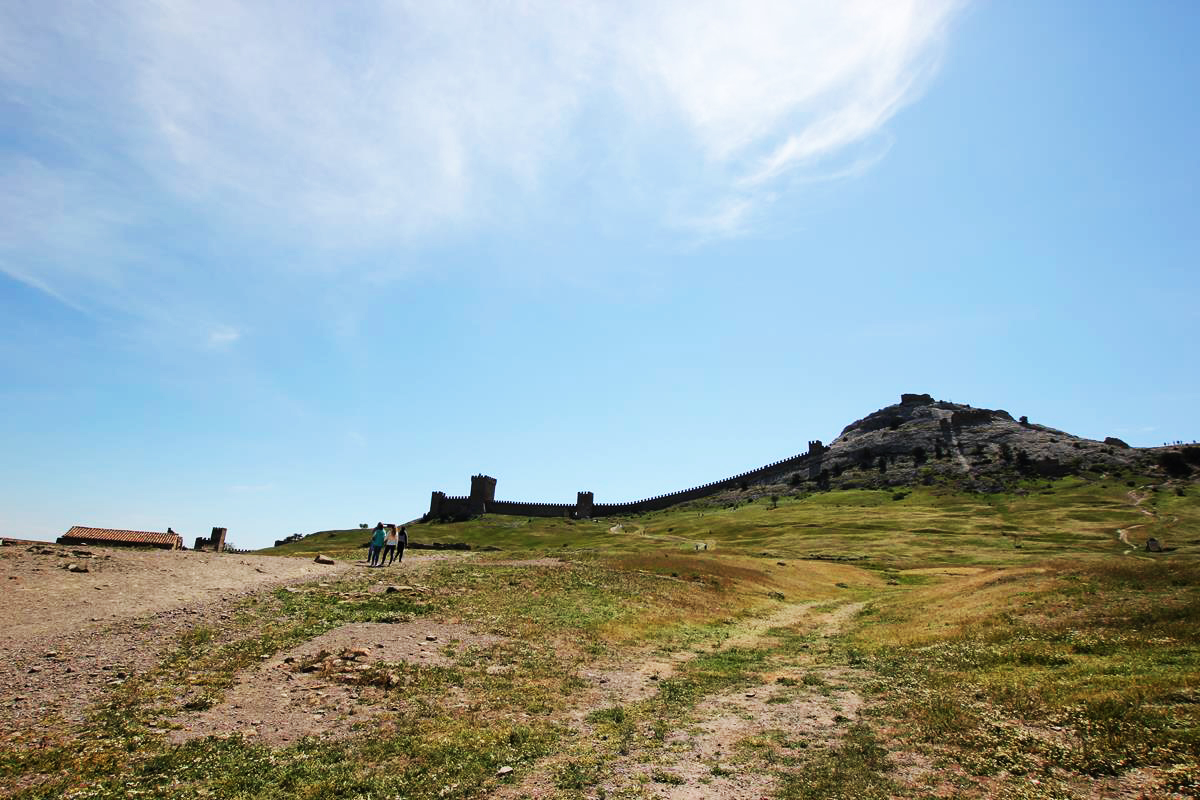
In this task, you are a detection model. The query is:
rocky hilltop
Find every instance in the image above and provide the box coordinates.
[750,393,1177,494]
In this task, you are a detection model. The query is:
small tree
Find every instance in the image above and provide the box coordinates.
[770,494,779,509]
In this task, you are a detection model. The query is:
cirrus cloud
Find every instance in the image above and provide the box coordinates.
[0,0,965,313]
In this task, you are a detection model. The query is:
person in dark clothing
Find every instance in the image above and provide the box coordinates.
[368,522,386,566]
[396,526,408,563]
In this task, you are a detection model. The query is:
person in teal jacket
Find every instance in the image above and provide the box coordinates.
[368,522,386,567]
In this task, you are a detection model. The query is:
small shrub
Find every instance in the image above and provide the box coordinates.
[1160,451,1192,478]
[650,768,684,785]
[555,759,601,790]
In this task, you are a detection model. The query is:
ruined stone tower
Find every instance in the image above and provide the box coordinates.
[469,474,497,515]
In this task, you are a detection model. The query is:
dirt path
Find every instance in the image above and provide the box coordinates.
[493,600,866,799]
[1116,490,1164,553]
[609,522,710,551]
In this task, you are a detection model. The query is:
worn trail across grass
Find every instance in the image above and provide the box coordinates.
[2,474,1198,798]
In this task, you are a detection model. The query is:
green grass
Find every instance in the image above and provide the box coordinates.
[262,474,1192,571]
[846,558,1200,787]
[775,723,895,800]
[6,472,1198,798]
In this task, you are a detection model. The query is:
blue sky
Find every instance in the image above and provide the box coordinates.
[2,1,1197,548]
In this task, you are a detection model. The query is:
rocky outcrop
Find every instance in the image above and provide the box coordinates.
[705,393,1161,497]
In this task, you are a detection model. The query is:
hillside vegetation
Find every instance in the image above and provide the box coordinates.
[3,470,1197,799]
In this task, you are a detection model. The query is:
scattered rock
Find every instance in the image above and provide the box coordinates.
[66,563,89,573]
[314,554,336,565]
[1146,537,1163,553]
[496,766,514,777]
[425,635,437,642]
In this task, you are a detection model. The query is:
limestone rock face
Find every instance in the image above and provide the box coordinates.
[732,393,1156,494]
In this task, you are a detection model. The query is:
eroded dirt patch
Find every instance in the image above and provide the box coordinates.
[0,544,351,738]
[494,601,867,799]
[639,678,864,800]
[170,621,505,747]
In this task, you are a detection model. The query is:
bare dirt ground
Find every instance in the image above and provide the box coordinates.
[0,541,352,736]
[170,620,506,747]
[492,601,868,800]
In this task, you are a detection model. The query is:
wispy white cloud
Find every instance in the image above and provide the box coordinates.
[0,0,965,313]
[206,325,241,349]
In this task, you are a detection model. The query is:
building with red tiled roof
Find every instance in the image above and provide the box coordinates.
[57,526,183,550]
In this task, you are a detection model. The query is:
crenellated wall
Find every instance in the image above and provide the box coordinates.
[488,500,577,518]
[426,441,825,521]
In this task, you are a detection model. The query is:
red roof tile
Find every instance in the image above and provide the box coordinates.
[63,526,183,547]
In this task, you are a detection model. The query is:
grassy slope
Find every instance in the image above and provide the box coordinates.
[5,474,1197,798]
[262,476,1189,568]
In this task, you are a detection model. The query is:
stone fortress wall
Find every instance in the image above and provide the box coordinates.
[427,440,829,521]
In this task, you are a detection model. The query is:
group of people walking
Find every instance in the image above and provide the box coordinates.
[368,522,407,567]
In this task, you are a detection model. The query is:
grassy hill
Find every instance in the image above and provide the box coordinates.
[6,472,1197,799]
[262,474,1198,567]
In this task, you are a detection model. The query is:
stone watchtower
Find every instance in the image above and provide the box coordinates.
[428,491,446,518]
[576,491,594,519]
[469,474,497,515]
[807,440,827,480]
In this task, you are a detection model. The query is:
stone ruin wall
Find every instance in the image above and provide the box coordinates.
[427,442,828,521]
